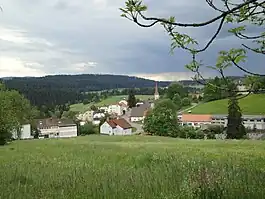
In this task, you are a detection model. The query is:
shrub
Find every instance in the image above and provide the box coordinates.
[78,122,98,136]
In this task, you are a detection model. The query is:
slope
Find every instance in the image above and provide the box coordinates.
[189,94,265,115]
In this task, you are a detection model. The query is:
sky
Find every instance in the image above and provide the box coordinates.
[0,0,263,81]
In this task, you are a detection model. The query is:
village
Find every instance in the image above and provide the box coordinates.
[14,82,265,140]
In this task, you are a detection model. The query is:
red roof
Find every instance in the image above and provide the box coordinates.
[181,114,212,122]
[107,118,132,129]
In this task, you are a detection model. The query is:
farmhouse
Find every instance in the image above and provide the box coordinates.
[130,102,151,122]
[100,118,132,135]
[36,118,77,138]
[93,112,105,125]
[108,104,123,116]
[12,124,32,140]
[180,114,212,128]
[77,110,94,122]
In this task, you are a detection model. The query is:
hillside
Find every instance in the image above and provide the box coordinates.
[1,74,170,107]
[189,94,265,115]
[2,74,170,91]
[70,95,153,112]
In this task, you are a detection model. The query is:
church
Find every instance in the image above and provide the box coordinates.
[154,82,160,100]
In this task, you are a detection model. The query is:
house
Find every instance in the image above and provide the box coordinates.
[99,106,108,113]
[77,110,94,122]
[100,118,132,135]
[36,118,77,138]
[12,124,32,140]
[130,102,151,122]
[119,100,128,106]
[93,112,105,125]
[180,114,212,128]
[212,114,265,130]
[108,104,123,116]
[118,101,128,114]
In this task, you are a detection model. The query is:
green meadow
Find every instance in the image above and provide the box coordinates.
[1,135,265,199]
[189,94,265,115]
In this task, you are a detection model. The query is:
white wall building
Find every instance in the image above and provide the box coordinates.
[108,104,123,116]
[180,114,212,128]
[100,118,132,136]
[37,118,77,138]
[12,124,32,140]
[211,115,265,130]
[99,106,108,113]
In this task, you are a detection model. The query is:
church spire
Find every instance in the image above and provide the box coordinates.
[154,82,160,100]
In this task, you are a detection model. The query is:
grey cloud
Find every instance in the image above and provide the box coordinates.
[0,0,263,79]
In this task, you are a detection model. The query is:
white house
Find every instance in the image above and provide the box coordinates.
[100,118,132,135]
[119,100,128,106]
[12,124,32,140]
[108,104,123,116]
[37,118,77,138]
[99,106,108,113]
[77,110,94,122]
[93,112,105,125]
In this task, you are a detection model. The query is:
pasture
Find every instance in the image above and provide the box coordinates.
[189,94,265,115]
[1,136,265,199]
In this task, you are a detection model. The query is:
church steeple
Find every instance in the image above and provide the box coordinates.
[154,82,160,100]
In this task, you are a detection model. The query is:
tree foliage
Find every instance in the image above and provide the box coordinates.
[0,84,36,145]
[166,83,188,100]
[128,89,137,108]
[143,99,179,137]
[120,0,265,83]
[203,77,230,102]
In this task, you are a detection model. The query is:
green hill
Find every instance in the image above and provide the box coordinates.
[189,94,265,115]
[70,95,153,112]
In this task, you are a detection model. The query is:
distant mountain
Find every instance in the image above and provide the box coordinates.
[2,74,171,91]
[1,74,171,108]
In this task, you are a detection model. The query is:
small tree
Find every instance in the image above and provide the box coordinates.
[227,95,246,139]
[143,99,179,137]
[172,93,181,109]
[181,97,191,107]
[127,89,136,108]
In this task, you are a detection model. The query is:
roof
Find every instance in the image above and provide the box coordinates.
[36,118,76,128]
[106,118,132,129]
[131,103,150,117]
[181,114,212,122]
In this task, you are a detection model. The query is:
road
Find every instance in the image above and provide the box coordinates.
[178,103,199,114]
[122,109,143,134]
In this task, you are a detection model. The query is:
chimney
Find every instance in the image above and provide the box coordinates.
[106,117,109,121]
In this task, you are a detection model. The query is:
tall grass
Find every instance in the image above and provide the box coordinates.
[1,136,265,199]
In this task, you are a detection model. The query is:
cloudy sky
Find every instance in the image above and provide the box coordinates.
[0,0,263,81]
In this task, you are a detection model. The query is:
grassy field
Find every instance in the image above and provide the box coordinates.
[70,95,153,112]
[1,136,265,199]
[189,94,265,115]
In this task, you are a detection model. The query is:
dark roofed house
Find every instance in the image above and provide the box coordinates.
[100,118,132,135]
[36,117,77,138]
[130,102,151,123]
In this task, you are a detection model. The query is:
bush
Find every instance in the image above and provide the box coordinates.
[83,99,90,105]
[178,126,204,139]
[203,125,225,139]
[181,97,191,106]
[78,122,98,136]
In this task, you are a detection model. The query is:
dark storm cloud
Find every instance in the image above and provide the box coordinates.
[0,0,263,79]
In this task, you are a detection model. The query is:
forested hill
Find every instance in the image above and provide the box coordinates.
[3,74,171,91]
[1,74,170,107]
